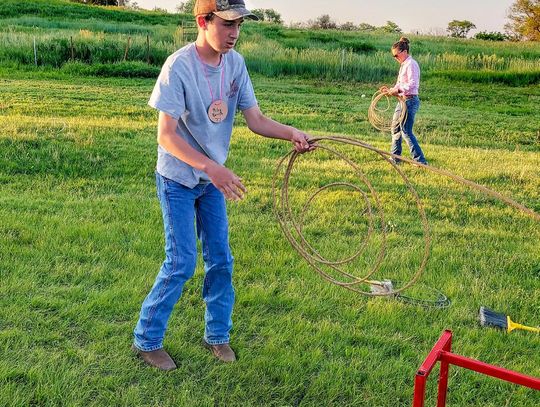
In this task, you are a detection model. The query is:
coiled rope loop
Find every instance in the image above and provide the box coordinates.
[368,90,407,132]
[273,136,540,300]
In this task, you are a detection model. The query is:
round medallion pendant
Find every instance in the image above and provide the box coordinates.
[208,100,228,123]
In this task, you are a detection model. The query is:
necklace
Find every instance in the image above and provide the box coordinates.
[193,46,228,123]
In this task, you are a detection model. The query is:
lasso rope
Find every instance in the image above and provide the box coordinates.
[368,91,407,132]
[273,136,539,302]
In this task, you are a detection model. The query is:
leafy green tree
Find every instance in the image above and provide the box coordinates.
[505,0,540,41]
[251,8,265,20]
[340,22,356,31]
[381,20,402,33]
[176,0,196,14]
[447,20,476,38]
[264,9,282,24]
[358,23,376,31]
[312,14,337,29]
[252,8,283,24]
[474,31,507,41]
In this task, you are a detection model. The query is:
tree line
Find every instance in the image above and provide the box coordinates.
[71,0,540,42]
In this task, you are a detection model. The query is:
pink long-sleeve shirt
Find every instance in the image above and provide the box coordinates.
[394,56,420,96]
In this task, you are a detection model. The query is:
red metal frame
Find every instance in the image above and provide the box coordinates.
[412,330,540,407]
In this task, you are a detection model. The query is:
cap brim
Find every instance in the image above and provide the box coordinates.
[214,9,259,21]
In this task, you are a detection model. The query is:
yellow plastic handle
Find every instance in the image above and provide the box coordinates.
[507,317,540,333]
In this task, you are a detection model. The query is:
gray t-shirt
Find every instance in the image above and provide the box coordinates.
[148,43,258,188]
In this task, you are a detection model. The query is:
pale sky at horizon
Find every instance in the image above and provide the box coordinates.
[134,0,515,34]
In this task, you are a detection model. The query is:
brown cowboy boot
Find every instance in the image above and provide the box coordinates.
[131,344,177,371]
[203,340,236,362]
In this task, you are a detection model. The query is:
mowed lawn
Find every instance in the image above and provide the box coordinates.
[0,70,539,406]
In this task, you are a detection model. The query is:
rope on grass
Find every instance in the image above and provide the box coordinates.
[273,136,540,302]
[368,90,407,132]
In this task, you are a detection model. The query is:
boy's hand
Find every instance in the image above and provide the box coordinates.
[206,162,246,201]
[291,129,316,153]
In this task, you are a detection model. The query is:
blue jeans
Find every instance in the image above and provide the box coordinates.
[133,172,234,351]
[390,96,427,164]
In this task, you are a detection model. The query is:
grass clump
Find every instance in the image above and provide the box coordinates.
[60,61,160,77]
[431,70,540,86]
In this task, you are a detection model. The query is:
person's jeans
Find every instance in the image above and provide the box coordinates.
[390,96,427,164]
[133,172,234,351]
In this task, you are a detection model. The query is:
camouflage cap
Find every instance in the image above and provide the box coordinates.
[194,0,259,21]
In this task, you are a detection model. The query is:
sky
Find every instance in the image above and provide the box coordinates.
[133,0,515,34]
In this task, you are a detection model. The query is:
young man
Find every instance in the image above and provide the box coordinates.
[131,0,314,371]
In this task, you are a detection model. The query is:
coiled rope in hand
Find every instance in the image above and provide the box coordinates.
[368,90,407,132]
[273,136,539,304]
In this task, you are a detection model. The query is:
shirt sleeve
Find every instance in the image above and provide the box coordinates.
[148,58,185,120]
[237,61,258,112]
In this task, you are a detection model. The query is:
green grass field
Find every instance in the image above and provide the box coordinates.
[0,1,539,406]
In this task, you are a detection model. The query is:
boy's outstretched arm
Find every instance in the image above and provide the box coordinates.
[242,106,315,153]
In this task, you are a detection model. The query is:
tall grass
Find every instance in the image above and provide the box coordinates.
[61,61,160,78]
[3,29,539,84]
[238,37,540,83]
[244,24,540,60]
[0,16,163,36]
[239,38,393,81]
[420,52,540,71]
[0,0,182,25]
[431,70,540,86]
[1,0,539,84]
[0,30,175,67]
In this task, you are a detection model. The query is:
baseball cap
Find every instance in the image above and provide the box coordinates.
[194,0,259,21]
